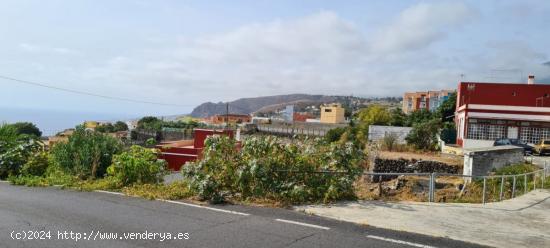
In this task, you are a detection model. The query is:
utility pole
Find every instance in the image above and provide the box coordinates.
[226,103,229,129]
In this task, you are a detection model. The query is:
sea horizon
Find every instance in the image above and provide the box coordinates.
[0,107,139,136]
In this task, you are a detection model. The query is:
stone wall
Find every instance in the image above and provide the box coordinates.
[371,158,460,182]
[463,145,524,177]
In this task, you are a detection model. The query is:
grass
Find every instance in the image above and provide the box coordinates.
[122,181,194,200]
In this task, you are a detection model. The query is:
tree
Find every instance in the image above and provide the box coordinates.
[357,105,391,126]
[405,119,442,150]
[137,116,161,130]
[95,123,115,133]
[11,122,42,137]
[404,109,433,127]
[436,92,457,123]
[113,121,128,131]
[389,108,406,126]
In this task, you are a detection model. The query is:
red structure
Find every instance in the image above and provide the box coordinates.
[157,129,234,171]
[293,112,315,122]
[455,75,550,148]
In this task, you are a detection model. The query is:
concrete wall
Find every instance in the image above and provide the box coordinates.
[463,145,524,177]
[462,139,495,149]
[368,125,413,144]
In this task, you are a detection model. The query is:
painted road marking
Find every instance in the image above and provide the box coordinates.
[275,219,330,230]
[93,190,250,216]
[94,190,125,196]
[160,200,250,216]
[366,235,437,248]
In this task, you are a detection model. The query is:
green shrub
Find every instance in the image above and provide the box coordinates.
[183,135,365,204]
[76,177,122,191]
[324,127,346,143]
[20,152,49,177]
[381,133,398,151]
[405,119,441,150]
[107,145,167,186]
[8,175,48,187]
[0,124,43,179]
[50,126,122,179]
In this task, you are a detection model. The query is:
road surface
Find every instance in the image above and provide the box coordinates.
[0,182,485,248]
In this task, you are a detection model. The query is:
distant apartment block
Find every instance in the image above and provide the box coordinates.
[403,90,454,114]
[320,103,346,124]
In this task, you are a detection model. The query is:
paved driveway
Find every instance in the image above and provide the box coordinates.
[297,190,550,248]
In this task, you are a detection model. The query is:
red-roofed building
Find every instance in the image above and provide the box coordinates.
[455,75,550,148]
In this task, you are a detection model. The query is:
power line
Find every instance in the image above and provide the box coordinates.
[0,75,194,107]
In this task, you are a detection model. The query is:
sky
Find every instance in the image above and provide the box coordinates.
[1,0,550,122]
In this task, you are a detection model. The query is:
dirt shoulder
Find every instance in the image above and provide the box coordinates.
[378,151,463,166]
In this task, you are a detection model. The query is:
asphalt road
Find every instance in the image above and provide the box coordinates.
[0,182,486,248]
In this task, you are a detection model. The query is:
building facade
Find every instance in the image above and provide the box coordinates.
[455,75,550,148]
[320,103,346,124]
[403,90,454,114]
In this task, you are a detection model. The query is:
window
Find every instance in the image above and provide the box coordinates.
[520,127,550,144]
[324,109,332,112]
[466,123,506,140]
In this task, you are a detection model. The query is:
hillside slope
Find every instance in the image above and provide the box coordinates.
[190,94,339,117]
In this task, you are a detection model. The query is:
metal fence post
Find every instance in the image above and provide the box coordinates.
[432,173,436,203]
[499,175,505,201]
[533,172,537,190]
[512,176,516,198]
[535,172,537,190]
[428,173,434,202]
[523,174,527,194]
[541,170,544,189]
[482,177,487,204]
[543,164,546,189]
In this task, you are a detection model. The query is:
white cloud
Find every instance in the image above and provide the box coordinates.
[81,2,547,105]
[18,43,79,55]
[369,2,475,54]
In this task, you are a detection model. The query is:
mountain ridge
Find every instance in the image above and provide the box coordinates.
[190,94,354,118]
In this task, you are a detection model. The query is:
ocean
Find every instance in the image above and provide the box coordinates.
[0,107,138,136]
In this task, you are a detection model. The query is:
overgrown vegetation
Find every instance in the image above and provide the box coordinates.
[123,181,194,200]
[0,123,43,179]
[107,146,168,186]
[50,126,122,179]
[326,92,457,151]
[182,135,365,204]
[136,116,203,132]
[95,121,128,133]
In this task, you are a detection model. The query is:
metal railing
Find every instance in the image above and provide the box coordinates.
[364,163,549,204]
